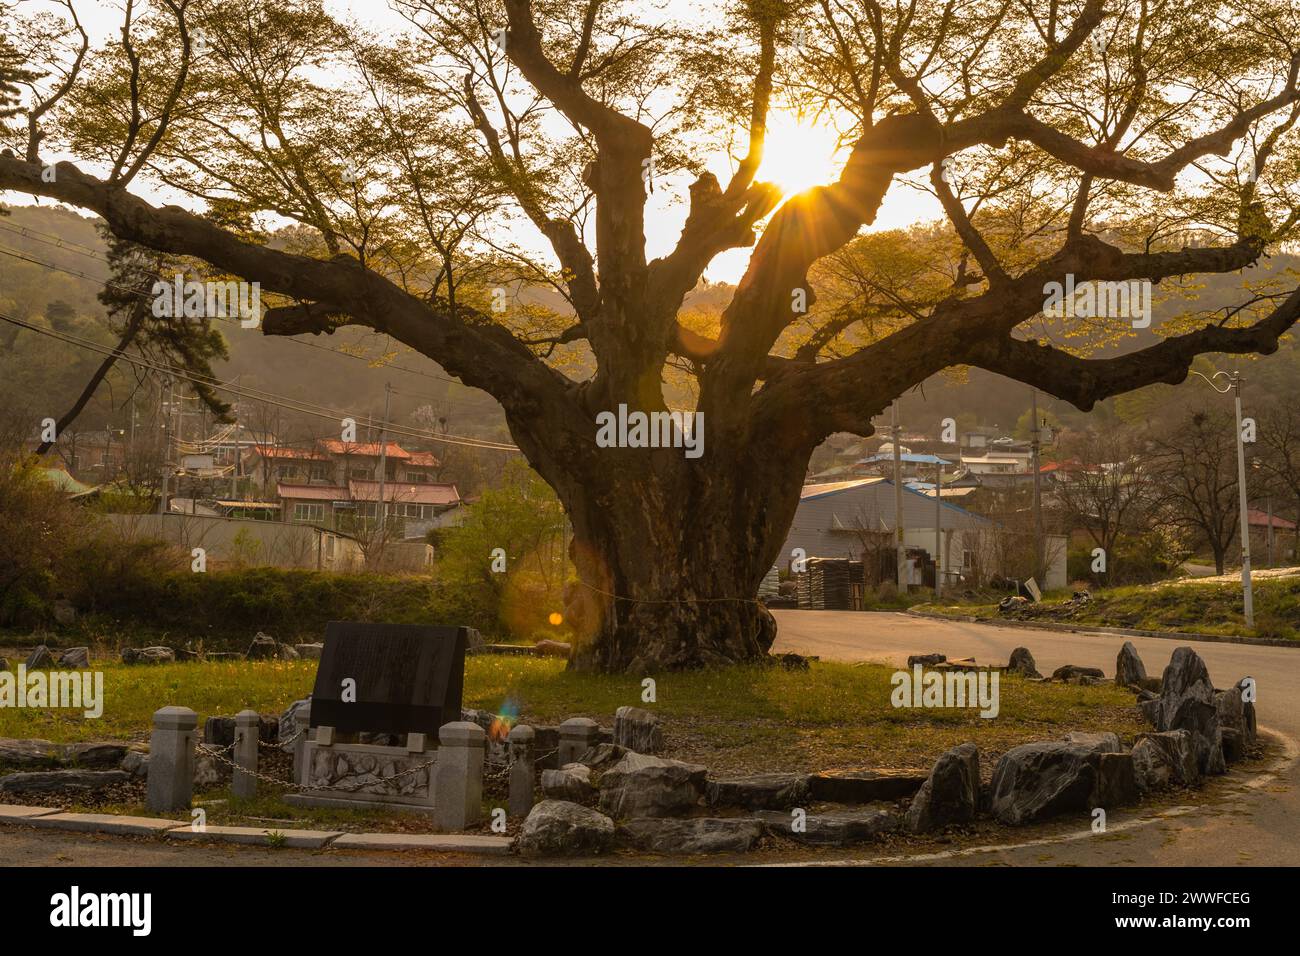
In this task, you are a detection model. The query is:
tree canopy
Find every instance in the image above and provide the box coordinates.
[4,0,1300,669]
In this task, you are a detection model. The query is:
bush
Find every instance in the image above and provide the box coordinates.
[0,454,98,627]
[1067,534,1180,588]
[434,459,571,640]
[71,566,464,648]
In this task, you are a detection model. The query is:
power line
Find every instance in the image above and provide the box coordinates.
[0,220,110,261]
[0,311,520,452]
[0,242,504,406]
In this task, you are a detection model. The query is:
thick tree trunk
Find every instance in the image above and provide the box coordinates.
[548,443,807,673]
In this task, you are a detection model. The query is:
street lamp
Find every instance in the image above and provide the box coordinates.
[1189,370,1253,628]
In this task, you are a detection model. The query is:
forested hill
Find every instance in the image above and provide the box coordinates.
[3,203,1298,464]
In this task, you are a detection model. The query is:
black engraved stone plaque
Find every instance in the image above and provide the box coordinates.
[310,622,467,736]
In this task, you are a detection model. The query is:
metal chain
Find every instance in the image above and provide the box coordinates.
[195,741,234,756]
[195,733,550,794]
[262,727,303,748]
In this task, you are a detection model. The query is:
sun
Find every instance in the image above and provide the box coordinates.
[755,110,845,196]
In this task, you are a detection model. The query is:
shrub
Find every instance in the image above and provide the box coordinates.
[0,453,98,626]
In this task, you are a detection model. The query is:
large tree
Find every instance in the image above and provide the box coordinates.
[3,0,1300,670]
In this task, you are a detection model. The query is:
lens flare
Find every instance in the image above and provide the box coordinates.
[488,697,520,742]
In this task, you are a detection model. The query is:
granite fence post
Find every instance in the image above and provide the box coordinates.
[233,709,259,799]
[146,706,198,812]
[557,717,599,766]
[434,721,485,831]
[508,724,535,818]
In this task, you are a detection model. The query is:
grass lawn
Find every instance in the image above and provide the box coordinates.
[918,575,1300,641]
[0,655,1145,776]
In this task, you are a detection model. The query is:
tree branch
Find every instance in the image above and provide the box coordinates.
[965,286,1300,409]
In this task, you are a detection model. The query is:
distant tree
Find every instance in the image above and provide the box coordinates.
[1052,427,1155,580]
[1150,407,1240,574]
[35,232,231,456]
[435,458,569,638]
[1254,401,1300,562]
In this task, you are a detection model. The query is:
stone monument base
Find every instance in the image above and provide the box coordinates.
[282,792,439,816]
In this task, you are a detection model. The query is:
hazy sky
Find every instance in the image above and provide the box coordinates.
[16,0,941,284]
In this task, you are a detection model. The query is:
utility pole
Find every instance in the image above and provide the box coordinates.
[892,402,906,589]
[377,383,392,536]
[1030,389,1045,587]
[158,376,172,515]
[934,455,943,598]
[230,382,241,500]
[1190,369,1254,628]
[1231,374,1255,627]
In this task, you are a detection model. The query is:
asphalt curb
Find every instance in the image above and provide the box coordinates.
[906,607,1300,649]
[0,806,512,854]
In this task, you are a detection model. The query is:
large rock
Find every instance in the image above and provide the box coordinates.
[907,653,947,667]
[1007,647,1042,679]
[294,643,323,660]
[905,742,979,833]
[517,800,615,856]
[598,752,706,818]
[705,773,811,811]
[1238,678,1258,745]
[122,646,175,664]
[807,769,928,803]
[533,639,572,659]
[755,808,898,846]
[278,698,311,751]
[1215,687,1246,764]
[58,646,90,669]
[1131,730,1198,791]
[63,742,129,768]
[25,645,54,669]
[0,769,130,794]
[1051,664,1105,682]
[619,817,764,854]
[613,706,663,754]
[277,643,300,661]
[120,750,150,779]
[0,739,128,770]
[1154,647,1225,776]
[575,743,626,770]
[245,632,279,660]
[541,764,596,803]
[989,741,1138,825]
[1062,731,1122,753]
[1115,642,1147,686]
[193,752,222,787]
[205,715,278,747]
[1091,752,1139,808]
[0,738,62,769]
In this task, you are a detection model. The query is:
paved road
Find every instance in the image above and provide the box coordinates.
[772,610,1300,865]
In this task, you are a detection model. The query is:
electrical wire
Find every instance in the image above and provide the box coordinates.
[0,311,520,452]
